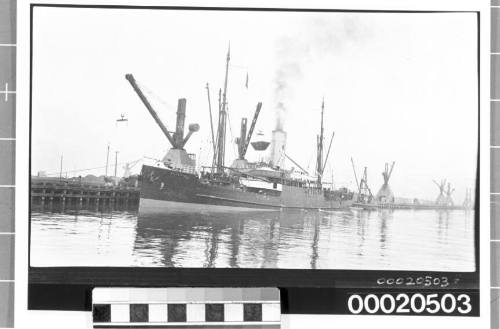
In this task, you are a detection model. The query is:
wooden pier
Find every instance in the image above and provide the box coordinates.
[351,202,468,211]
[30,177,140,209]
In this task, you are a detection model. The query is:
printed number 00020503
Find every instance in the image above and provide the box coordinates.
[348,293,472,315]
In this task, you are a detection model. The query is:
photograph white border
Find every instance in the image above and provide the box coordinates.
[15,0,490,328]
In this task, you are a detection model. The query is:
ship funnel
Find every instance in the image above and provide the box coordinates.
[269,129,287,168]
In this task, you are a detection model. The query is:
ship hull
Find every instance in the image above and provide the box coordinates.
[139,198,276,216]
[139,165,354,214]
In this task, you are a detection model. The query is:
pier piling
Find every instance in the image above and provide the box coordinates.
[30,177,140,210]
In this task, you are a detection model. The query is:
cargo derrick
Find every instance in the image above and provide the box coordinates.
[232,102,263,169]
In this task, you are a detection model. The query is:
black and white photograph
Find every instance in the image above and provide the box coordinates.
[29,7,478,271]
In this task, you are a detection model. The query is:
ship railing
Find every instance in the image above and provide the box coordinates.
[176,167,197,175]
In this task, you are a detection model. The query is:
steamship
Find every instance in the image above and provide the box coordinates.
[126,48,355,215]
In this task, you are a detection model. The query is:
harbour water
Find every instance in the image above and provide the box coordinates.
[30,205,475,271]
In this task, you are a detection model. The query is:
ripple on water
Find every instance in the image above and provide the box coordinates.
[30,209,475,271]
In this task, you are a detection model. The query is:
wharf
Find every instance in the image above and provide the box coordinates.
[30,177,140,208]
[351,202,467,211]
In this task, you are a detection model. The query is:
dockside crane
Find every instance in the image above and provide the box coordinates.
[351,157,373,203]
[122,158,142,178]
[433,179,447,205]
[445,182,455,206]
[125,74,199,150]
[125,73,200,173]
[359,167,373,202]
[463,188,473,209]
[376,162,395,203]
[351,157,360,193]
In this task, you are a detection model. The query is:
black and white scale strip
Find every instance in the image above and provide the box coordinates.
[0,0,16,328]
[93,288,280,328]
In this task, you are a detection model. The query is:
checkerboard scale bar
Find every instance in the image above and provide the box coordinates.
[92,288,280,328]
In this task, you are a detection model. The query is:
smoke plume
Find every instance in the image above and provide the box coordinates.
[273,15,370,131]
[274,61,302,130]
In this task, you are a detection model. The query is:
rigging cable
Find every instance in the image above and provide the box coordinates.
[225,105,237,161]
[44,157,144,177]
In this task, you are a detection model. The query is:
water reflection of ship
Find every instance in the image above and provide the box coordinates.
[125,47,355,215]
[132,209,395,269]
[30,208,474,270]
[134,211,336,268]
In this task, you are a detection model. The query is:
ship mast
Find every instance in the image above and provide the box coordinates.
[215,44,231,173]
[316,98,325,186]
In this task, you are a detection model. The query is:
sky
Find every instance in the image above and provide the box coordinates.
[31,7,478,201]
